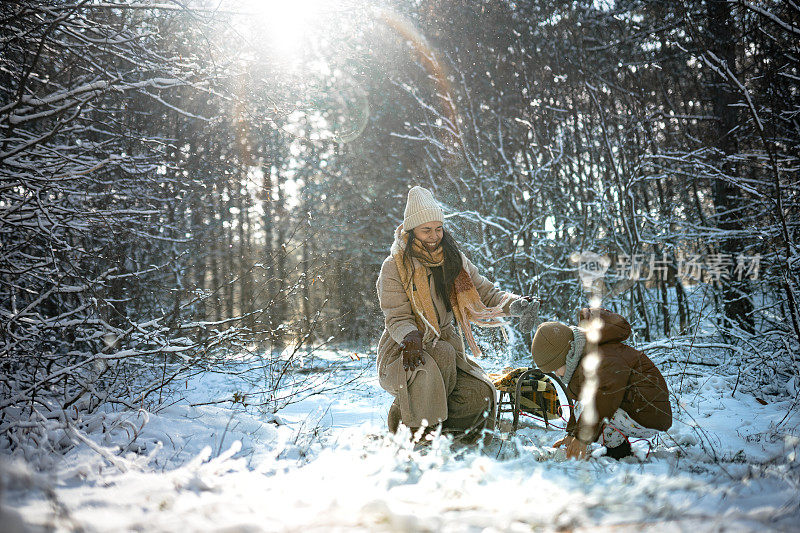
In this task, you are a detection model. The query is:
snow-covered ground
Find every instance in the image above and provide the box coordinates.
[2,348,799,532]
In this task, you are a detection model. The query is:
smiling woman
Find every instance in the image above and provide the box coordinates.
[413,221,444,253]
[375,186,533,443]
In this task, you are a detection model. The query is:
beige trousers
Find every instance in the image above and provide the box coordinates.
[387,327,494,439]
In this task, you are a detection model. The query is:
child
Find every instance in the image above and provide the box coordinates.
[531,307,672,459]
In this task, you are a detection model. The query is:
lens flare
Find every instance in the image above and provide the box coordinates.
[256,0,323,56]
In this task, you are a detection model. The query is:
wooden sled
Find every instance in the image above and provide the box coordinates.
[492,368,574,431]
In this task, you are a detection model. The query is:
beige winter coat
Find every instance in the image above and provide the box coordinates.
[376,250,518,429]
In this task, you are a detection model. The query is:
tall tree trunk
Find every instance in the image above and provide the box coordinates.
[225,179,235,320]
[302,228,312,352]
[273,169,288,353]
[675,275,688,335]
[210,183,222,323]
[707,0,754,332]
[261,162,275,343]
[238,175,253,331]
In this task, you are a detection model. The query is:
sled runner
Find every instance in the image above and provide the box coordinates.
[491,368,573,431]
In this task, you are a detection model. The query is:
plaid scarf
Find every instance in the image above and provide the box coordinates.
[390,223,510,357]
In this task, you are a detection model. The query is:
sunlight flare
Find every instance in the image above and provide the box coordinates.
[253,0,324,56]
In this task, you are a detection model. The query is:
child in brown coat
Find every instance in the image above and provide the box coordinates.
[531,307,672,459]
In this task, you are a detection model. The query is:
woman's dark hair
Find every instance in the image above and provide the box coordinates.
[403,228,463,303]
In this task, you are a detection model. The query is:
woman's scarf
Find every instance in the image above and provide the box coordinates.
[390,223,511,358]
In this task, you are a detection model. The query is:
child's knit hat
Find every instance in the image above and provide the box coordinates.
[531,321,574,372]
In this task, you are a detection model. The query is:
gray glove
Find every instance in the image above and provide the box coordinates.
[509,297,541,334]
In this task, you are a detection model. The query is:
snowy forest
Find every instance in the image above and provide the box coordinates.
[1,0,799,531]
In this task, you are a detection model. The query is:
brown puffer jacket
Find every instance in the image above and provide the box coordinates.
[566,308,672,443]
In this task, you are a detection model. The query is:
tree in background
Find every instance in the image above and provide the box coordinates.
[1,0,797,453]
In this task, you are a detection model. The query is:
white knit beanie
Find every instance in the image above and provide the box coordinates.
[403,186,444,230]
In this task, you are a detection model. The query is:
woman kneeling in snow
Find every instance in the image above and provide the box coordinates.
[376,186,538,442]
[532,307,673,459]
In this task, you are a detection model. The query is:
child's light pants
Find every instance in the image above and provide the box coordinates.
[601,408,658,447]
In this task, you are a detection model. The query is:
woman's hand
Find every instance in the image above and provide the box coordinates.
[400,330,424,371]
[553,435,589,459]
[509,296,541,334]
